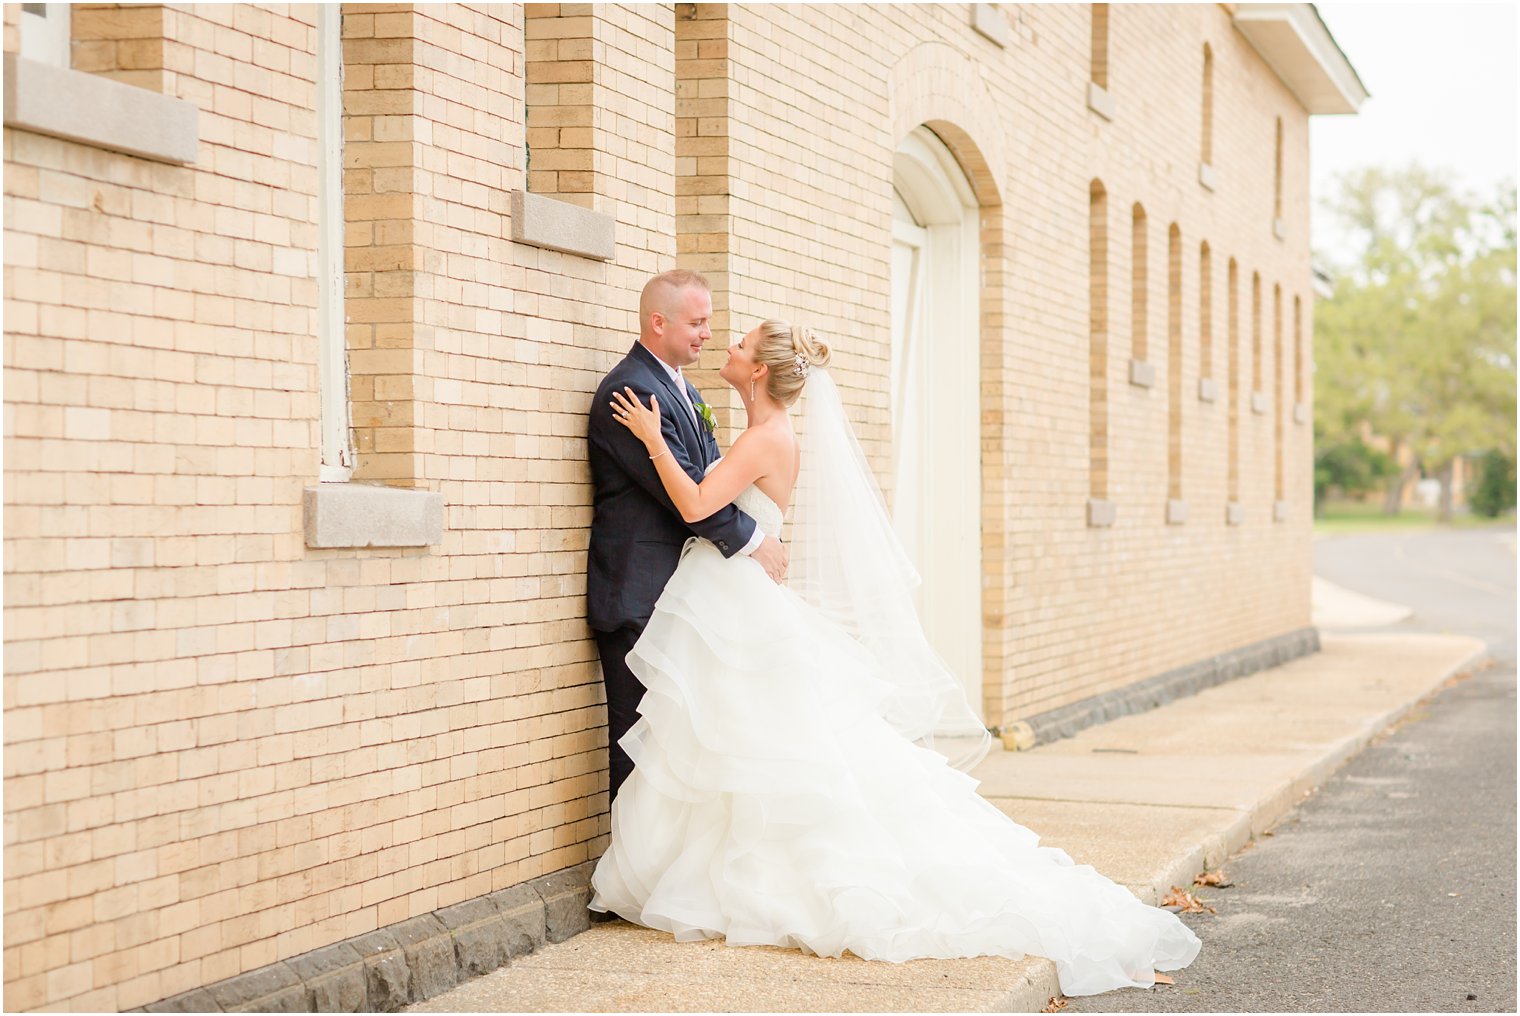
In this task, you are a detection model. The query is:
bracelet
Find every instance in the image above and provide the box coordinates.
[650,449,669,461]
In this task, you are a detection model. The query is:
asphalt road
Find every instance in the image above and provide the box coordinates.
[1080,525,1517,1014]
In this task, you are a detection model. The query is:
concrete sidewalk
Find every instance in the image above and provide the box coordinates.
[404,632,1487,1014]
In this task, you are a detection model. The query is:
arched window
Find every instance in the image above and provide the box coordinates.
[1088,5,1115,120]
[1088,180,1113,525]
[1273,117,1284,237]
[1227,258,1241,520]
[1201,44,1214,164]
[1199,240,1213,401]
[1273,283,1285,517]
[1091,4,1110,90]
[1167,224,1185,520]
[1251,271,1263,413]
[1130,202,1150,384]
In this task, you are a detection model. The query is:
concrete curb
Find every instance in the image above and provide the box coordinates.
[129,861,596,1013]
[987,638,1491,1013]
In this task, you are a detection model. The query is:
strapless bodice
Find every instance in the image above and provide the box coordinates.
[707,459,783,539]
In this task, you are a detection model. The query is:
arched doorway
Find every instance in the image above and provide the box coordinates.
[890,126,983,717]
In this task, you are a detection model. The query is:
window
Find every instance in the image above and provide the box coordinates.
[19,3,69,67]
[1167,224,1184,518]
[1129,202,1151,386]
[1198,240,1214,401]
[1273,117,1285,238]
[1087,5,1115,120]
[1227,258,1241,520]
[1088,180,1113,525]
[1273,283,1285,517]
[1250,270,1264,413]
[1200,45,1213,163]
[316,5,352,483]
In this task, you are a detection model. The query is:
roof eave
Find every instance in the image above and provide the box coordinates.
[1233,3,1369,115]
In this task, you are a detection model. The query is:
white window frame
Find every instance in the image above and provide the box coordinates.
[316,5,354,483]
[20,3,70,68]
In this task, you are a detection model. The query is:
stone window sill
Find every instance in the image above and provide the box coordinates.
[1087,81,1115,121]
[304,484,443,549]
[510,189,615,260]
[1087,498,1116,528]
[3,53,198,164]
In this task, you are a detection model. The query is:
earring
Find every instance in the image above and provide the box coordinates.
[750,377,756,401]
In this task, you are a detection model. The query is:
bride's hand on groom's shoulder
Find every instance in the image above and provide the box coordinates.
[610,386,664,451]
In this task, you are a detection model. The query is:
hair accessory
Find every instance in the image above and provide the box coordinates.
[792,352,810,379]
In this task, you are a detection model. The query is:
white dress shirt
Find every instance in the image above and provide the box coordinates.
[652,356,765,557]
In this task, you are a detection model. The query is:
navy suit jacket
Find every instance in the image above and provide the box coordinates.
[586,342,757,633]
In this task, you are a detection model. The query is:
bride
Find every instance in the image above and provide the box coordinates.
[593,319,1200,997]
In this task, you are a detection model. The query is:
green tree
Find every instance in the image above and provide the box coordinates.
[1470,450,1517,518]
[1314,166,1516,520]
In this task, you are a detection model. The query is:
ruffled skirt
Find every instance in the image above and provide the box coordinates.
[590,539,1201,997]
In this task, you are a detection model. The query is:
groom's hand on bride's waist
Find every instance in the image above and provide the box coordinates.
[750,535,788,584]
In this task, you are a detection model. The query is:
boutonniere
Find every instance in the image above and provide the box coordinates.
[694,399,717,435]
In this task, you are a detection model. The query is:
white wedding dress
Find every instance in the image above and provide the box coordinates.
[589,476,1202,997]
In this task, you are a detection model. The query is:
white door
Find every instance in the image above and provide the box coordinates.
[890,128,983,718]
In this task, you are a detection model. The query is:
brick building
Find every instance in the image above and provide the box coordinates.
[3,3,1363,1010]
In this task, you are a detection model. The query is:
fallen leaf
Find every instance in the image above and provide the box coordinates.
[1447,892,1461,897]
[1152,972,1175,985]
[1194,868,1233,888]
[1042,995,1069,1013]
[1160,885,1217,914]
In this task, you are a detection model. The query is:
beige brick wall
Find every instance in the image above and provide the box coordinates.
[4,3,1319,1009]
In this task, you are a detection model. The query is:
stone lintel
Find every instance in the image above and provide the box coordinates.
[510,188,615,260]
[3,53,198,164]
[303,484,443,549]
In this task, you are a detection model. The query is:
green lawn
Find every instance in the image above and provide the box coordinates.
[1313,501,1517,537]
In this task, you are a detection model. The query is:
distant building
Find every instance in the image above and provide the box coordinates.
[2,3,1363,1010]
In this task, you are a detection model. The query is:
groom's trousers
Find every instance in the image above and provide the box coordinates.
[594,624,644,805]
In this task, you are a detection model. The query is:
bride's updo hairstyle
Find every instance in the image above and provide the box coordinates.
[755,319,831,406]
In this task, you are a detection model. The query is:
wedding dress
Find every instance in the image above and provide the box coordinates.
[589,376,1201,997]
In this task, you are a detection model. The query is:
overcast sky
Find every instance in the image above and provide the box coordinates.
[1308,2,1517,261]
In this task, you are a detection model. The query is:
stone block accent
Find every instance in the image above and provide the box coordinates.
[509,188,616,260]
[205,962,305,1012]
[1010,627,1322,747]
[2,52,198,163]
[1294,401,1308,424]
[1252,390,1270,414]
[1166,499,1188,525]
[1198,161,1218,191]
[302,484,443,548]
[533,860,597,943]
[1198,377,1218,403]
[1129,358,1155,388]
[134,862,599,1013]
[1226,501,1246,525]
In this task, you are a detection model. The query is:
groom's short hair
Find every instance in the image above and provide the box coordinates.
[640,269,710,331]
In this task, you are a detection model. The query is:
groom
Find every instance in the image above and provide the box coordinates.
[586,268,788,805]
